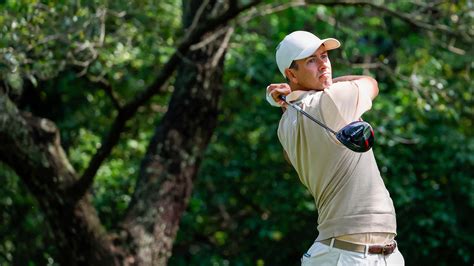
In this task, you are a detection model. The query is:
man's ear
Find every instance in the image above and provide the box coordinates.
[285,68,298,84]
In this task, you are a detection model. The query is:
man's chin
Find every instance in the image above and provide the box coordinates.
[321,79,333,88]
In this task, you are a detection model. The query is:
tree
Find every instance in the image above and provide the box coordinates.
[1,0,260,264]
[1,0,472,265]
[170,1,473,265]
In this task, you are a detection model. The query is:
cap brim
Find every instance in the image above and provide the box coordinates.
[321,38,341,50]
[293,38,341,61]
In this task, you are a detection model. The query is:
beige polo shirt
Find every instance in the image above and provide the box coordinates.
[277,81,396,241]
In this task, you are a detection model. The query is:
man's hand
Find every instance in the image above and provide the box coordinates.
[266,83,291,107]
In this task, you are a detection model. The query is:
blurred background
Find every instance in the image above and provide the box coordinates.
[0,0,472,265]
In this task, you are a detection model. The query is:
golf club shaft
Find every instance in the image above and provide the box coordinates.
[279,95,337,135]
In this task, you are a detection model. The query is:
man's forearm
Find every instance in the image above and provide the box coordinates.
[332,75,368,83]
[333,75,379,100]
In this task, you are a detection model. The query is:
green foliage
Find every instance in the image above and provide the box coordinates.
[0,163,58,265]
[172,3,473,266]
[1,0,472,265]
[1,1,176,264]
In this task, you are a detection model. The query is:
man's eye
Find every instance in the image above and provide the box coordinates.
[321,54,328,59]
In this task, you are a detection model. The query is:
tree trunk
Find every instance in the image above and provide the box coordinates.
[0,94,120,265]
[0,0,243,264]
[122,3,232,264]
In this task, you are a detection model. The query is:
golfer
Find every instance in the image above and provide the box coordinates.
[266,31,405,265]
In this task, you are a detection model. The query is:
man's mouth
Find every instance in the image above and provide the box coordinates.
[319,73,330,79]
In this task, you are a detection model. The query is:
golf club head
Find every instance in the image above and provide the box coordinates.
[336,121,374,152]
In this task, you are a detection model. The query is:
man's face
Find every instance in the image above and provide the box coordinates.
[287,46,332,90]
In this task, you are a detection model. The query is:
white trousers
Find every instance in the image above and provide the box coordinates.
[301,240,405,266]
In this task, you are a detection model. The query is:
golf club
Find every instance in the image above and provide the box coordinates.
[279,95,374,152]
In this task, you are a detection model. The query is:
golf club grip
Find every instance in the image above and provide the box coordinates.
[278,95,337,135]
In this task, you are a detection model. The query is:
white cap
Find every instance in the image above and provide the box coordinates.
[276,31,340,77]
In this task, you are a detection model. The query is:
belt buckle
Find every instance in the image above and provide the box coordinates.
[382,242,395,255]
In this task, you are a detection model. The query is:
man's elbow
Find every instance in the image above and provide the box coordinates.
[367,76,379,100]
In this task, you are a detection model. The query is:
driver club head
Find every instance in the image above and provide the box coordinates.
[336,121,374,152]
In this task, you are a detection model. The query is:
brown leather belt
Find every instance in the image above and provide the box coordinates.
[320,238,397,255]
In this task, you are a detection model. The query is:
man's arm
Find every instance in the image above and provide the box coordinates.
[332,75,379,100]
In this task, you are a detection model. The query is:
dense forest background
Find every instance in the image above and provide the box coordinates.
[0,0,472,265]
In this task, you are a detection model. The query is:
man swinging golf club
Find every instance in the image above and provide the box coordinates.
[266,31,405,265]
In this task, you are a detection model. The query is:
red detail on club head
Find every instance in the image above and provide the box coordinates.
[365,139,369,147]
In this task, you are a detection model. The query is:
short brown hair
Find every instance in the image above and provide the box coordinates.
[289,60,298,70]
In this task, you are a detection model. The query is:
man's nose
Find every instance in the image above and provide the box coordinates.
[318,61,327,72]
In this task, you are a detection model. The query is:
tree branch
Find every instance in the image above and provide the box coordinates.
[305,0,472,44]
[1,92,122,264]
[87,74,123,110]
[211,27,235,68]
[70,0,263,201]
[0,93,77,189]
[237,1,306,24]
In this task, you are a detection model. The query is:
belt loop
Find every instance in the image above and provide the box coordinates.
[364,244,369,258]
[330,238,335,249]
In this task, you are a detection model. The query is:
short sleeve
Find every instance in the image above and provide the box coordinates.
[323,81,372,123]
